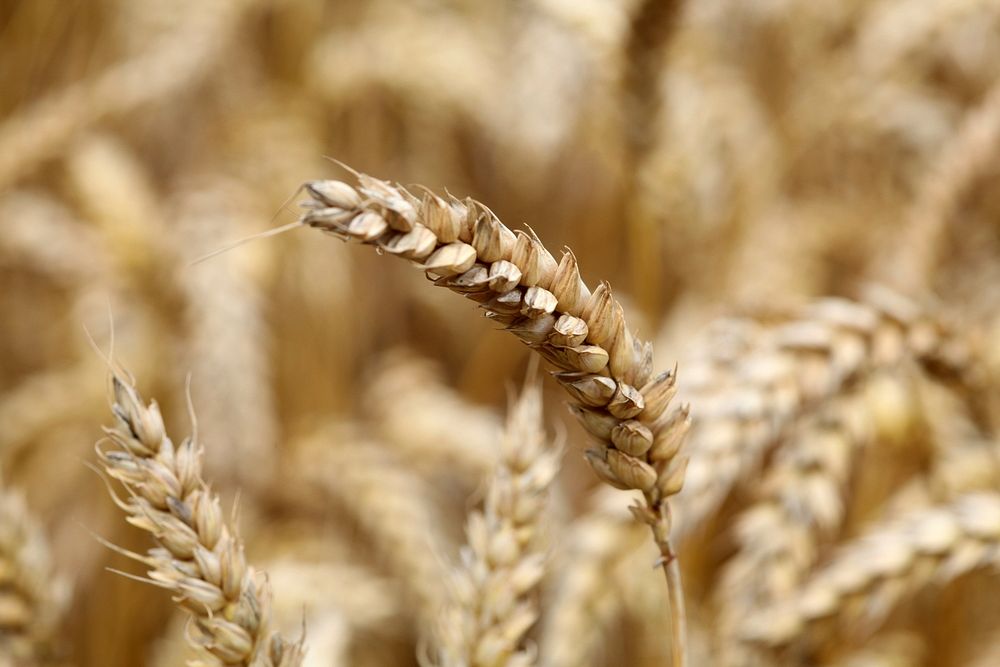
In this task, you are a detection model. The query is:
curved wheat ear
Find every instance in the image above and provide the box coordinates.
[434,371,560,667]
[97,372,305,666]
[742,492,1000,648]
[0,487,68,665]
[298,169,691,662]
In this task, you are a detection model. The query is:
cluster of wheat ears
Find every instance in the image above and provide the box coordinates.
[2,0,1000,665]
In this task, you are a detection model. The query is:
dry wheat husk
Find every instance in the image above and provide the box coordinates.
[97,371,305,666]
[433,371,560,667]
[0,487,68,666]
[743,492,1000,649]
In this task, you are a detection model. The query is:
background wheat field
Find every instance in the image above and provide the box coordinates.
[1,0,1000,666]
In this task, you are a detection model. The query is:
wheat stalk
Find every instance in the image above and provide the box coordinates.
[743,492,1000,648]
[97,371,305,666]
[297,167,691,663]
[0,487,67,666]
[434,371,560,667]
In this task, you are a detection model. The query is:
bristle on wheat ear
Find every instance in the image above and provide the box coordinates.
[97,371,306,667]
[298,168,691,665]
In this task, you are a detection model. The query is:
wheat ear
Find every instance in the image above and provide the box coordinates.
[674,289,973,541]
[434,370,560,667]
[97,372,305,666]
[298,168,691,663]
[743,492,1000,647]
[0,487,67,666]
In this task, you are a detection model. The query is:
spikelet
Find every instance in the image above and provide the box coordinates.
[434,371,560,667]
[742,492,1000,647]
[0,487,68,666]
[97,371,305,666]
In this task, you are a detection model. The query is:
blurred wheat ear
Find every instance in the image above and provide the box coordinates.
[433,366,560,667]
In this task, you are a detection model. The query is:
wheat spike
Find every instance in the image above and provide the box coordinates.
[97,371,305,666]
[0,487,68,666]
[434,371,560,667]
[177,182,278,490]
[743,492,1000,647]
[715,397,870,666]
[298,166,691,660]
[674,289,974,541]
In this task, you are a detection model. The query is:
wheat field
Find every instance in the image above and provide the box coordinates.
[1,1,999,665]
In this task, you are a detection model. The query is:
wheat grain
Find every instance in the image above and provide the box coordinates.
[97,371,305,666]
[297,166,691,660]
[434,371,560,667]
[743,492,1000,647]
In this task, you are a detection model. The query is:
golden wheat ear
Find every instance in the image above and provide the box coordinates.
[297,166,692,664]
[96,370,306,666]
[432,366,560,667]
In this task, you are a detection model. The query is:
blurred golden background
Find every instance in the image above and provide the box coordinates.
[1,0,999,665]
